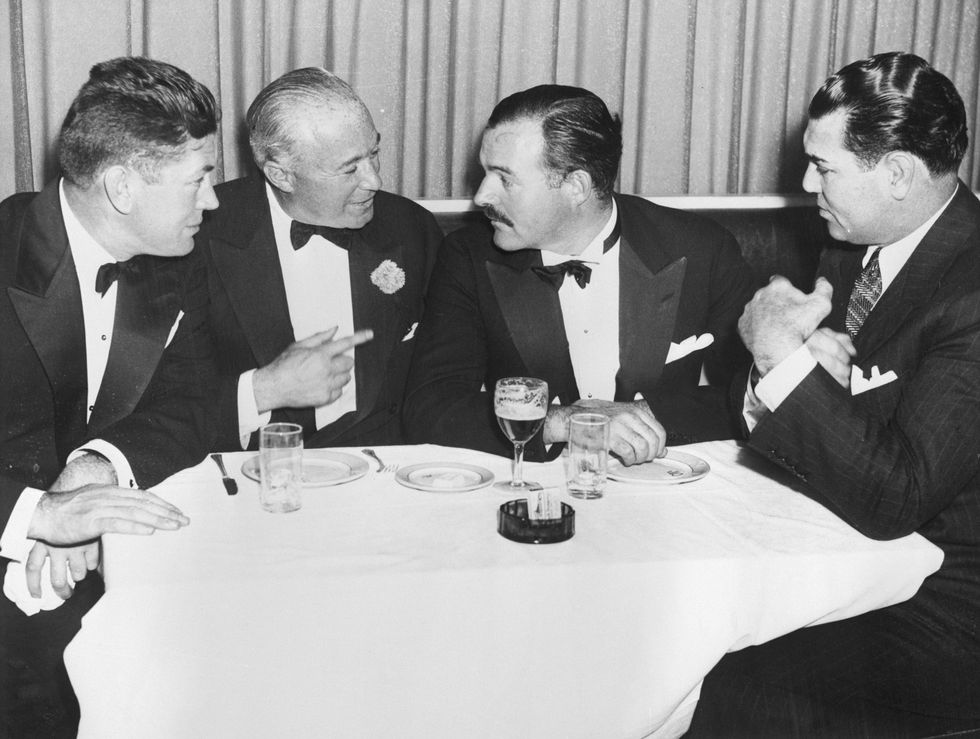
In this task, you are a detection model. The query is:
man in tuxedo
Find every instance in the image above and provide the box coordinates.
[198,68,442,450]
[403,85,756,464]
[688,53,980,735]
[0,57,219,735]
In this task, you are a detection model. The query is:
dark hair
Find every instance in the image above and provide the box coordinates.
[58,56,218,186]
[487,85,622,201]
[246,67,365,169]
[809,51,967,177]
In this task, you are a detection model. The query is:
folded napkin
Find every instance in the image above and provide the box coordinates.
[3,558,72,616]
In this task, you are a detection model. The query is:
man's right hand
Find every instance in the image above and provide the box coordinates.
[739,276,834,376]
[252,326,374,412]
[27,485,190,546]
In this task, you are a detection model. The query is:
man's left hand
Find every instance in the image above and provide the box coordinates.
[24,540,100,600]
[806,327,856,388]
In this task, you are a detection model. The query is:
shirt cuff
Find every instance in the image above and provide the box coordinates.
[0,487,45,562]
[238,370,271,449]
[70,441,138,489]
[755,345,818,412]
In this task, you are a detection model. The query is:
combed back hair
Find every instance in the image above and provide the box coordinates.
[58,56,218,187]
[487,85,623,201]
[247,67,365,169]
[809,51,968,177]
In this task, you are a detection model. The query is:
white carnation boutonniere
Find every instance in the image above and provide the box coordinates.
[370,259,406,295]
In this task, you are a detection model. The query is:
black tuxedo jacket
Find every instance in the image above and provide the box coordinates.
[403,193,757,459]
[0,181,217,532]
[751,183,980,634]
[200,176,442,450]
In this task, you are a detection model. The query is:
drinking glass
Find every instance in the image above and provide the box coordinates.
[493,377,549,492]
[258,422,303,513]
[565,412,610,499]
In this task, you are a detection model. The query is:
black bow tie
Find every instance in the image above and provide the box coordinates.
[95,260,138,296]
[529,211,622,290]
[290,220,355,250]
[532,260,594,289]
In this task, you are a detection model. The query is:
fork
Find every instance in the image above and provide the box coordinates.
[210,453,238,495]
[361,448,398,473]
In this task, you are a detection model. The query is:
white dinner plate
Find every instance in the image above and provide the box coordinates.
[607,449,710,484]
[241,450,369,487]
[395,462,494,493]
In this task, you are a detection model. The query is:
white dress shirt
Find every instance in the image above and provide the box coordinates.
[236,185,358,442]
[745,188,958,427]
[540,202,620,400]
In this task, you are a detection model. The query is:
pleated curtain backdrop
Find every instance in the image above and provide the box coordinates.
[1,0,978,201]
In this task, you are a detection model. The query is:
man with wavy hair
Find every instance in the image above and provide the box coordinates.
[198,67,442,450]
[0,57,219,736]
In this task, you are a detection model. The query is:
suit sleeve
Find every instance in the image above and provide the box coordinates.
[750,286,980,539]
[402,231,511,457]
[641,228,757,443]
[96,251,218,486]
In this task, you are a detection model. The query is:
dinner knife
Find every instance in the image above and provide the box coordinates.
[210,453,238,495]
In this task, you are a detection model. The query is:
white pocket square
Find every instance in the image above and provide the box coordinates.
[401,321,418,342]
[164,310,184,349]
[850,365,898,395]
[666,333,714,363]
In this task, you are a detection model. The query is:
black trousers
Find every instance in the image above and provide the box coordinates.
[686,591,980,738]
[0,572,103,739]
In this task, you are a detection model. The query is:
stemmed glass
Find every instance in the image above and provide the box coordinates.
[493,377,548,492]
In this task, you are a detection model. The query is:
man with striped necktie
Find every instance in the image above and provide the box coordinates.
[690,52,980,736]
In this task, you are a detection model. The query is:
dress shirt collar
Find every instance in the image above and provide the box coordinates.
[266,182,295,250]
[540,200,619,267]
[60,179,117,296]
[866,186,958,290]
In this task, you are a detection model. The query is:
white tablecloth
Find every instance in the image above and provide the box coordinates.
[64,441,942,739]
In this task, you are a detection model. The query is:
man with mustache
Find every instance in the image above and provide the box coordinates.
[689,52,980,735]
[403,85,756,463]
[198,68,442,450]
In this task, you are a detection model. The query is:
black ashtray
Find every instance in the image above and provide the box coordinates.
[497,499,575,544]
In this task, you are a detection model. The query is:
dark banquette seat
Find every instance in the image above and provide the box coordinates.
[419,194,830,291]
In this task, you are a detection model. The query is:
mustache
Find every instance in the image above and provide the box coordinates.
[482,206,513,227]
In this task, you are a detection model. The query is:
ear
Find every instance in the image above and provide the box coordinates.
[263,160,295,193]
[881,151,916,200]
[103,166,134,215]
[561,169,593,206]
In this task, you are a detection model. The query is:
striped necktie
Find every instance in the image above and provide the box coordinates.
[845,247,882,336]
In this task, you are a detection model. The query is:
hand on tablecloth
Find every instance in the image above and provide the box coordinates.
[28,485,190,545]
[544,399,666,465]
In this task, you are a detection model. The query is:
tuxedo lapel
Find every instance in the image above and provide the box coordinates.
[486,258,578,402]
[856,184,978,358]
[8,191,89,458]
[346,225,405,429]
[208,182,295,366]
[615,237,686,399]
